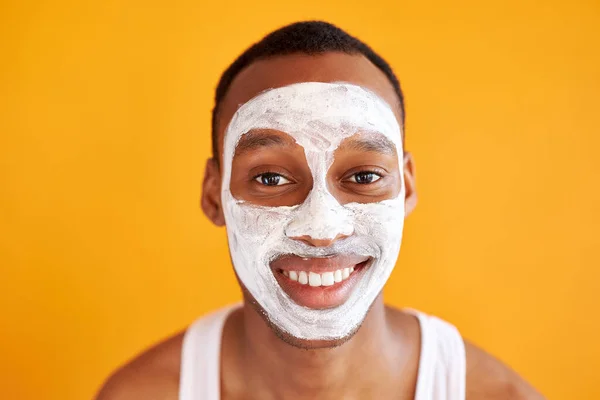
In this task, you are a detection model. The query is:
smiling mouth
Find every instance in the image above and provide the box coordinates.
[279,260,368,287]
[270,255,372,309]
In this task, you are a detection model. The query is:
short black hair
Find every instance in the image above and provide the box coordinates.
[211,20,405,160]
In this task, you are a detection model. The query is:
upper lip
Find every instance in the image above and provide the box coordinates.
[270,253,370,274]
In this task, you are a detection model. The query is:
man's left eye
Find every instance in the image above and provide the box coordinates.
[348,171,382,184]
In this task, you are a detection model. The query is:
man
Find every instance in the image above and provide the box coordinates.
[97,21,543,399]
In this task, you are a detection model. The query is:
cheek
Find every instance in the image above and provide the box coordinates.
[347,200,405,240]
[226,202,294,246]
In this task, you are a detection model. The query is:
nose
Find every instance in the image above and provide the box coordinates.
[284,189,354,247]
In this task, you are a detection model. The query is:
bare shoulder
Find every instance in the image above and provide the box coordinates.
[95,330,186,400]
[464,340,545,400]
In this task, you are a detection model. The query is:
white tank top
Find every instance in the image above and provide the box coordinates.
[179,304,466,400]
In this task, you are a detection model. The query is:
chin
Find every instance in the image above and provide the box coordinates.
[240,285,368,350]
[270,323,361,350]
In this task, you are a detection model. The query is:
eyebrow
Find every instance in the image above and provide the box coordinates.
[338,135,397,155]
[234,130,296,157]
[233,130,398,157]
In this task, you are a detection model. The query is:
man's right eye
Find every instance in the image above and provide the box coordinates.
[254,173,291,186]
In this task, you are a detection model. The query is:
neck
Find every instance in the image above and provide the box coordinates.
[236,295,401,399]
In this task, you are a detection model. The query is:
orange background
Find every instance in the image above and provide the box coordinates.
[1,1,599,399]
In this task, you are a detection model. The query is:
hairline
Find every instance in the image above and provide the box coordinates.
[213,51,405,165]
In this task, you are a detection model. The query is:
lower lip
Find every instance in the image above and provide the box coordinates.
[272,261,370,310]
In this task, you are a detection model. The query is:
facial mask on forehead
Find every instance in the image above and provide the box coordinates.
[221,82,405,340]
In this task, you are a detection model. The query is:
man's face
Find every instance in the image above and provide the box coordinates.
[203,53,416,346]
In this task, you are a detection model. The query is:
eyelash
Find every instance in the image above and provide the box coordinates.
[251,169,385,187]
[251,171,294,187]
[343,169,385,184]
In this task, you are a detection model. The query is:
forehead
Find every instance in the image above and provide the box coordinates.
[216,53,403,162]
[225,82,401,157]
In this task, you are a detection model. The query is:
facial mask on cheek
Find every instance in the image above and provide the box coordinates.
[221,82,405,340]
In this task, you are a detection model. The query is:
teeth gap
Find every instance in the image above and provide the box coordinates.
[281,264,364,287]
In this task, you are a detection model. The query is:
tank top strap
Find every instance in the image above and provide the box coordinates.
[179,304,240,400]
[407,309,466,400]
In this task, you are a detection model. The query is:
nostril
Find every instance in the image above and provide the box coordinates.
[290,233,350,248]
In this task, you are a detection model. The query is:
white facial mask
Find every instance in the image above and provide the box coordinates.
[221,82,405,340]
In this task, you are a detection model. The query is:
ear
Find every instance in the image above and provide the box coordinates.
[403,152,418,217]
[201,158,226,226]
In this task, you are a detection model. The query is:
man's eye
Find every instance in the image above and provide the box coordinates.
[254,173,291,186]
[348,171,382,184]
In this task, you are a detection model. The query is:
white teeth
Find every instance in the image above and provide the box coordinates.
[342,268,350,279]
[298,271,308,285]
[334,269,342,283]
[321,272,334,286]
[285,267,358,286]
[308,272,322,287]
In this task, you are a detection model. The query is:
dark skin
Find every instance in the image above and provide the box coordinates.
[96,52,544,399]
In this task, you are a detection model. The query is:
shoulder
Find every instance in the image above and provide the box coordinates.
[464,340,545,400]
[94,331,185,400]
[396,307,545,399]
